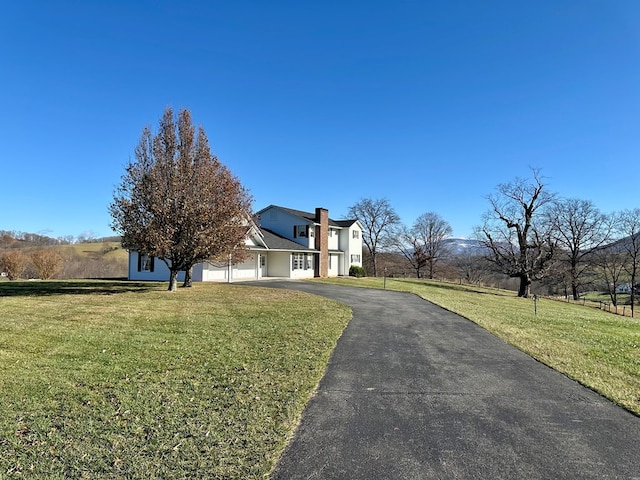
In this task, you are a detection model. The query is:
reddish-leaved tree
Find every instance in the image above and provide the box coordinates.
[110,108,253,291]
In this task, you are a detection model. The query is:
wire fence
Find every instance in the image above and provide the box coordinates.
[548,296,637,318]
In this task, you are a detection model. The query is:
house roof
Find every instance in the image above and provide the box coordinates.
[256,205,358,228]
[258,228,316,252]
[334,219,358,227]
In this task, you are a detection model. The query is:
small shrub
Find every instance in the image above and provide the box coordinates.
[349,265,366,278]
[31,250,64,279]
[101,243,119,255]
[0,250,28,280]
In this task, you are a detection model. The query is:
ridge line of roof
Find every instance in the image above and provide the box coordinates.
[255,205,359,226]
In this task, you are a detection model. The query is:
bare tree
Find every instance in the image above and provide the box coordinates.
[0,250,28,280]
[593,247,627,306]
[391,225,428,278]
[477,169,556,298]
[31,250,64,279]
[412,212,452,279]
[110,108,253,291]
[618,208,640,316]
[452,251,493,285]
[348,197,400,277]
[549,198,613,300]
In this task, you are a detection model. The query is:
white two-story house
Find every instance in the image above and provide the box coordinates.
[127,205,363,283]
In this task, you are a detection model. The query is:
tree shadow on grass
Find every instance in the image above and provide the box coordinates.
[0,279,161,297]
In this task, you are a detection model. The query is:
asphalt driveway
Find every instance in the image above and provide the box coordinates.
[241,281,640,479]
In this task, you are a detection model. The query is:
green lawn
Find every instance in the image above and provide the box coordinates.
[316,277,640,415]
[4,277,639,478]
[0,280,351,479]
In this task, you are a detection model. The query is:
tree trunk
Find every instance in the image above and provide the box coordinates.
[517,273,531,298]
[571,283,579,301]
[631,273,636,318]
[182,267,193,288]
[428,260,435,280]
[168,270,178,292]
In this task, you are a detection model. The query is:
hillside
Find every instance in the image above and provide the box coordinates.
[0,232,127,279]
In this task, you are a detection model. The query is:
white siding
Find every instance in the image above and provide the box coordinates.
[290,252,315,279]
[258,206,315,249]
[129,251,259,283]
[348,225,363,264]
[233,256,259,280]
[192,263,204,282]
[200,254,259,282]
[338,224,363,275]
[128,252,186,282]
[202,262,229,282]
[328,227,339,251]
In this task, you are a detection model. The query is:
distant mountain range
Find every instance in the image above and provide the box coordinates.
[602,233,640,254]
[443,238,487,255]
[445,233,640,257]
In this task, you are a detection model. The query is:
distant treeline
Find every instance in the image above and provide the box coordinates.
[0,230,121,248]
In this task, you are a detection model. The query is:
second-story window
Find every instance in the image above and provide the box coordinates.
[352,230,360,239]
[294,225,309,238]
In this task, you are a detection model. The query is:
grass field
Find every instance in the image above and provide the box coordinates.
[3,276,639,478]
[316,277,640,416]
[60,241,127,260]
[0,280,351,479]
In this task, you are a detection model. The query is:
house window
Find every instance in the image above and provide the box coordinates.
[292,253,304,270]
[138,254,155,272]
[350,254,361,263]
[294,225,309,238]
[292,253,313,270]
[352,230,360,239]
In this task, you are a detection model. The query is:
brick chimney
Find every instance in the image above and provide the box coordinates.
[315,207,329,277]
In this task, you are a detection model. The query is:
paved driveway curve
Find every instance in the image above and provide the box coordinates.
[241,281,640,479]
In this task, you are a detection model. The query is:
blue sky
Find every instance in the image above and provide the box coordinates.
[2,1,639,239]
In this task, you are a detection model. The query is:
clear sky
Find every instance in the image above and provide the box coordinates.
[2,1,639,240]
